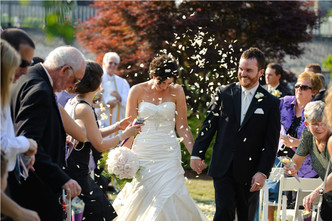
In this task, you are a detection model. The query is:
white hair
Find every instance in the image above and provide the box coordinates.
[44,46,86,71]
[304,101,325,123]
[103,52,120,65]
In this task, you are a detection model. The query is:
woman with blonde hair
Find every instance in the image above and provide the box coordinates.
[0,39,40,220]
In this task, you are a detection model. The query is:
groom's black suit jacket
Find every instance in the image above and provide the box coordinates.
[192,83,280,184]
[9,64,71,221]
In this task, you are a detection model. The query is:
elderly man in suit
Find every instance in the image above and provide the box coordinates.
[263,63,291,98]
[9,46,85,221]
[191,47,280,221]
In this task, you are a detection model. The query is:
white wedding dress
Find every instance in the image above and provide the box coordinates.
[113,101,208,221]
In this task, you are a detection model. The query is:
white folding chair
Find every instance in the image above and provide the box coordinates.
[276,175,322,221]
[259,167,284,220]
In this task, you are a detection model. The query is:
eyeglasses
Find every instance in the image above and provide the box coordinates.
[309,122,327,129]
[108,62,118,66]
[20,59,33,68]
[294,84,312,91]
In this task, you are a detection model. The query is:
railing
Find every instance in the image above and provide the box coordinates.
[313,16,332,38]
[0,2,96,28]
[1,2,331,38]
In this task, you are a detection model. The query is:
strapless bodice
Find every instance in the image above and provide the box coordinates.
[137,101,176,134]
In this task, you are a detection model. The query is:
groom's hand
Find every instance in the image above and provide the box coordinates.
[190,158,206,174]
[250,172,266,192]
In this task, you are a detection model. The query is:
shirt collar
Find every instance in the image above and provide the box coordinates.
[241,83,259,95]
[268,83,280,91]
[41,64,53,86]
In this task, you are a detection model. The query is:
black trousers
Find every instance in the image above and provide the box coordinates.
[213,168,259,221]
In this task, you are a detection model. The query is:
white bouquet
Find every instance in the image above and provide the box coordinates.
[107,146,139,180]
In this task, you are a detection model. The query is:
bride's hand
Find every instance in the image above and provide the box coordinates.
[123,124,142,138]
[118,116,133,130]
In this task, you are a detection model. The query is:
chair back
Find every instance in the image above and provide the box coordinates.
[276,175,323,221]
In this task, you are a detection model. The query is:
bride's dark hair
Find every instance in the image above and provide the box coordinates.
[149,54,178,84]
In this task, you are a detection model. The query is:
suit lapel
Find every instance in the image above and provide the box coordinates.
[33,64,66,135]
[240,86,265,129]
[232,83,241,128]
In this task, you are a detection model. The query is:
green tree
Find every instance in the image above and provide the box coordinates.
[323,54,332,78]
[76,1,319,114]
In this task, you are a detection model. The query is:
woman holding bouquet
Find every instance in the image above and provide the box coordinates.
[113,54,207,220]
[64,61,142,221]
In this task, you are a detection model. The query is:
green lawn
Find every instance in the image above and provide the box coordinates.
[185,178,215,220]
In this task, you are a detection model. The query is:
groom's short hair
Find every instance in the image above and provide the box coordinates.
[241,47,265,71]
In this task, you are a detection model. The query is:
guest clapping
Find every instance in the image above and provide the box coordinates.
[284,101,332,220]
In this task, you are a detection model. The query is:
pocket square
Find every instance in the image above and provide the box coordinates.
[254,108,264,114]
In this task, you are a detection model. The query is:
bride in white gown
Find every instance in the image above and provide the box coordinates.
[113,55,208,221]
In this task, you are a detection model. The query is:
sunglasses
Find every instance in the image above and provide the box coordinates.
[294,84,312,91]
[20,59,33,68]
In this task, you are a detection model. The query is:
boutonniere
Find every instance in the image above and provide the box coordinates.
[255,92,264,102]
[272,89,282,98]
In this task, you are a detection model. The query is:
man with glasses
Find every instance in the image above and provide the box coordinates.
[8,46,85,221]
[96,52,130,135]
[1,28,35,81]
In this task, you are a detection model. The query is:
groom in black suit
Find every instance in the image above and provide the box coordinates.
[191,47,280,221]
[9,46,85,221]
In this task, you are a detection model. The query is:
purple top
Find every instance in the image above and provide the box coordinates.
[279,96,317,178]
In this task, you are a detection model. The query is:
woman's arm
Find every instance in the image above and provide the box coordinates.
[1,191,40,221]
[174,85,194,154]
[59,105,86,142]
[99,116,132,138]
[122,85,140,148]
[75,103,140,152]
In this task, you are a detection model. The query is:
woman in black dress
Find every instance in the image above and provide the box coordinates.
[64,61,142,221]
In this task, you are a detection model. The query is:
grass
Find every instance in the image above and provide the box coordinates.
[108,177,216,221]
[185,178,216,220]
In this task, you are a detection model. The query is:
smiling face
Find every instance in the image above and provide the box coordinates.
[307,121,330,141]
[238,58,264,90]
[103,55,119,76]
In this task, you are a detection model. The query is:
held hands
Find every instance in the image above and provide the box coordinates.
[190,159,207,174]
[250,172,266,192]
[62,179,81,199]
[280,134,300,148]
[111,91,121,102]
[107,99,119,109]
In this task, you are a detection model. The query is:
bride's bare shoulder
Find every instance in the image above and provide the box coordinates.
[171,83,184,95]
[130,82,149,93]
